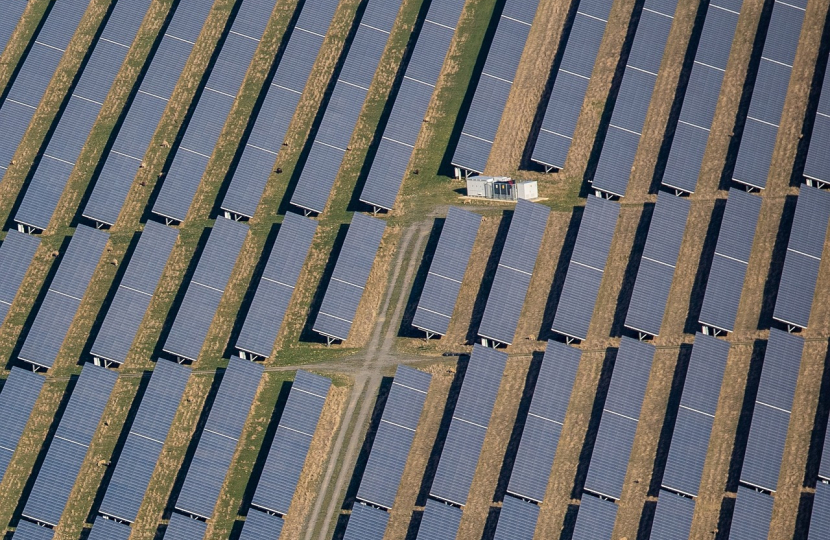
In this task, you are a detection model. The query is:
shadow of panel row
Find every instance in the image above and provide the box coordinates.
[82,0,217,227]
[14,0,157,233]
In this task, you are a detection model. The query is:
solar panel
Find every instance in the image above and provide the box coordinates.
[22,364,118,527]
[451,0,539,174]
[805,57,830,186]
[808,481,830,539]
[492,495,540,540]
[91,222,178,365]
[356,366,431,509]
[507,340,581,502]
[220,0,342,219]
[625,193,690,336]
[552,195,619,341]
[162,513,207,540]
[358,0,469,211]
[416,499,463,540]
[87,517,131,540]
[175,356,262,519]
[430,345,506,506]
[478,199,549,345]
[728,485,773,539]
[0,0,88,179]
[0,230,40,322]
[163,217,248,362]
[773,185,830,330]
[731,0,804,190]
[236,213,318,358]
[755,328,803,411]
[342,503,390,540]
[19,226,109,370]
[0,0,27,57]
[13,521,55,540]
[649,492,695,540]
[0,368,44,479]
[81,0,217,226]
[699,189,762,334]
[313,213,386,342]
[98,360,190,523]
[572,494,617,540]
[413,207,481,337]
[238,508,284,540]
[250,370,330,516]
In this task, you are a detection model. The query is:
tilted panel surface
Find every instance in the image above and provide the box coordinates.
[492,495,540,540]
[572,495,617,540]
[649,493,695,540]
[0,368,44,479]
[13,521,55,540]
[416,499,463,540]
[603,337,654,419]
[805,56,830,185]
[162,513,207,540]
[238,508,284,540]
[0,231,40,323]
[236,213,318,357]
[342,503,389,540]
[87,517,130,540]
[728,485,773,540]
[82,0,216,225]
[808,481,830,539]
[0,0,28,57]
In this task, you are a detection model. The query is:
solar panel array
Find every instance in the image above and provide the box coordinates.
[0,0,89,180]
[732,0,806,190]
[288,0,404,215]
[804,53,830,187]
[238,508,283,540]
[808,481,830,539]
[530,0,615,170]
[571,493,617,540]
[313,213,386,342]
[86,516,131,540]
[163,512,207,540]
[96,360,190,525]
[0,230,40,324]
[728,484,774,539]
[416,498,463,540]
[661,0,742,194]
[493,341,581,539]
[171,356,262,523]
[14,0,155,232]
[20,363,118,529]
[219,0,343,220]
[244,370,330,535]
[450,0,540,174]
[412,207,481,337]
[0,368,44,479]
[91,221,179,365]
[357,0,468,212]
[13,520,56,540]
[649,491,696,540]
[236,213,317,359]
[552,195,619,342]
[162,216,248,362]
[82,0,217,226]
[478,199,549,345]
[18,225,109,370]
[581,337,654,507]
[625,192,690,337]
[150,0,279,224]
[342,502,389,540]
[698,188,762,334]
[773,184,830,331]
[429,345,506,506]
[591,0,679,197]
[0,0,29,58]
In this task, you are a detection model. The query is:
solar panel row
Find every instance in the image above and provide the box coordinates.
[219,0,342,220]
[289,0,405,215]
[248,370,330,518]
[732,0,806,190]
[591,0,679,197]
[572,493,617,540]
[91,221,179,365]
[728,484,774,540]
[661,0,742,194]
[357,0,468,212]
[416,498,463,540]
[236,212,318,359]
[773,184,830,330]
[0,368,44,480]
[531,0,615,170]
[0,0,29,59]
[150,0,280,224]
[412,207,481,337]
[808,481,830,539]
[20,363,118,529]
[87,516,130,540]
[649,491,695,540]
[14,0,155,232]
[13,520,55,540]
[239,508,284,540]
[492,495,539,540]
[342,502,389,540]
[582,337,653,502]
[552,195,619,342]
[430,345,506,506]
[313,213,386,342]
[450,0,541,174]
[173,356,262,521]
[0,230,40,324]
[19,225,109,370]
[0,0,90,181]
[804,53,830,187]
[698,188,762,334]
[478,199,549,345]
[97,360,190,524]
[163,512,207,540]
[625,192,690,337]
[82,0,217,226]
[163,217,248,362]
